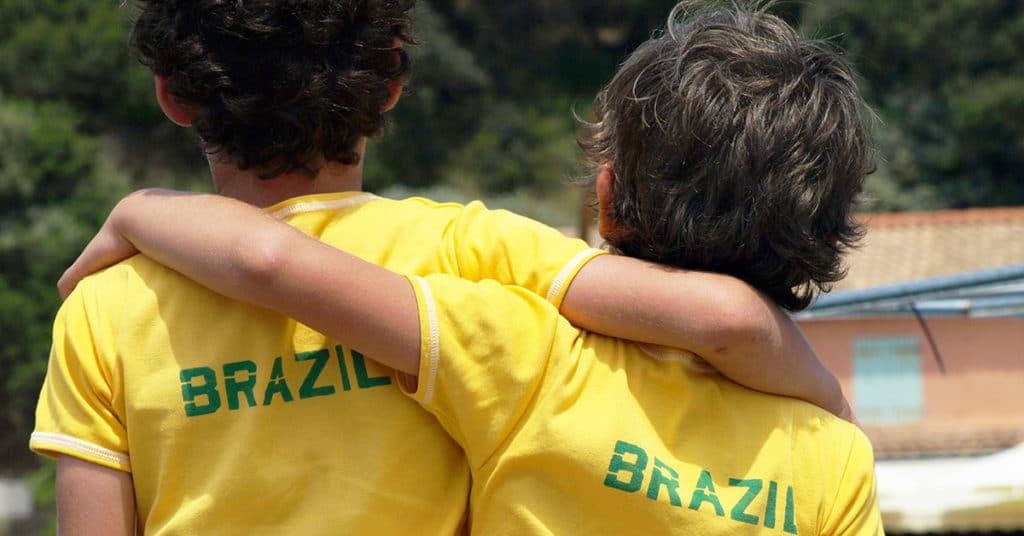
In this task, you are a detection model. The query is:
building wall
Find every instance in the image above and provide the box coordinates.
[798,317,1024,457]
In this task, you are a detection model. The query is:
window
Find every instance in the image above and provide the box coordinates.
[852,336,923,424]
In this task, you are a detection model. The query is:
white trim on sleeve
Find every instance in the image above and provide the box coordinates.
[412,276,441,405]
[30,431,131,469]
[546,248,605,303]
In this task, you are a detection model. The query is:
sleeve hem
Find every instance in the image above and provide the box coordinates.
[30,431,131,472]
[546,248,607,308]
[398,276,441,406]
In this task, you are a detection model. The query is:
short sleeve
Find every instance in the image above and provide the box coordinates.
[447,201,605,308]
[402,273,570,469]
[821,429,884,535]
[30,281,130,472]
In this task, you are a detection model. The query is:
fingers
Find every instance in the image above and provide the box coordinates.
[57,267,81,301]
[57,228,139,301]
[838,398,862,428]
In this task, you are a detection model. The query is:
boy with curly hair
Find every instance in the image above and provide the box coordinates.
[34,0,870,534]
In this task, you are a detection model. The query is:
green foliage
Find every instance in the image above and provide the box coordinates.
[0,0,157,127]
[0,0,206,187]
[805,0,1024,209]
[861,136,942,213]
[428,0,681,96]
[365,1,491,191]
[445,100,581,195]
[0,101,95,208]
[0,98,130,468]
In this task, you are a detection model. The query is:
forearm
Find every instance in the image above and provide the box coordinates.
[562,256,758,357]
[562,255,848,418]
[109,190,422,373]
[713,297,848,418]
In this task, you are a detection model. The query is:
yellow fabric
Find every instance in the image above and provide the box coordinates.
[406,274,884,536]
[32,192,603,535]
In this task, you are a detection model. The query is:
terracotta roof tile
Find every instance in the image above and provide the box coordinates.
[838,207,1024,291]
[866,425,1024,459]
[566,206,1024,292]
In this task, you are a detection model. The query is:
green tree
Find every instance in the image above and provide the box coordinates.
[445,100,580,196]
[0,0,155,127]
[364,1,491,191]
[804,0,1024,209]
[0,0,211,186]
[0,98,129,466]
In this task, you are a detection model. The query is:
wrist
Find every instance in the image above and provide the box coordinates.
[819,373,848,418]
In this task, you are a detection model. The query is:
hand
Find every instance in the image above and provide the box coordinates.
[58,216,138,300]
[837,397,861,428]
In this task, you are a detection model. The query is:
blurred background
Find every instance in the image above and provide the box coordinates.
[1,0,1023,534]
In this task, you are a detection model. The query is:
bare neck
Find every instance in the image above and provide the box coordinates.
[208,142,367,207]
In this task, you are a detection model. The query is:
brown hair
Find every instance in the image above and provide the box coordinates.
[579,1,873,310]
[130,0,416,178]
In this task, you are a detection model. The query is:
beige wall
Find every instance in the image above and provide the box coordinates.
[798,317,1024,455]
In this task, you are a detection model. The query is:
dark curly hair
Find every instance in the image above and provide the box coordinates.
[130,0,415,177]
[579,1,874,311]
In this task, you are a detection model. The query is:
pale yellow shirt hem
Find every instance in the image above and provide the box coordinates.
[30,431,131,472]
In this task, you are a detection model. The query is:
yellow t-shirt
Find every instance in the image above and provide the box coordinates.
[406,275,884,536]
[31,192,604,535]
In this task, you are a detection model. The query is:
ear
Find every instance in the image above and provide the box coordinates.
[382,38,405,113]
[596,163,623,240]
[155,76,195,127]
[383,77,403,113]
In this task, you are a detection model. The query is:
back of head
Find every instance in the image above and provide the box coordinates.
[580,0,873,311]
[130,0,415,177]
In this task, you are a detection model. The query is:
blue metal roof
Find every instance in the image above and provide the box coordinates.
[797,264,1024,319]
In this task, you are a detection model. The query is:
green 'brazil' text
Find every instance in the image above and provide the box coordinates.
[604,440,799,534]
[179,345,391,417]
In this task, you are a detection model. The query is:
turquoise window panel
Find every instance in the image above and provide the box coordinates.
[852,337,923,424]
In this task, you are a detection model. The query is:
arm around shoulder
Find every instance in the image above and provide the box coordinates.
[560,254,849,418]
[562,255,788,361]
[65,189,423,374]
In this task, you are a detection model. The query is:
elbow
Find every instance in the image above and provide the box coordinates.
[712,284,781,358]
[231,227,292,292]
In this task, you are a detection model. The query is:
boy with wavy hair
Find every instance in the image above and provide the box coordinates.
[581,1,871,312]
[36,0,869,534]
